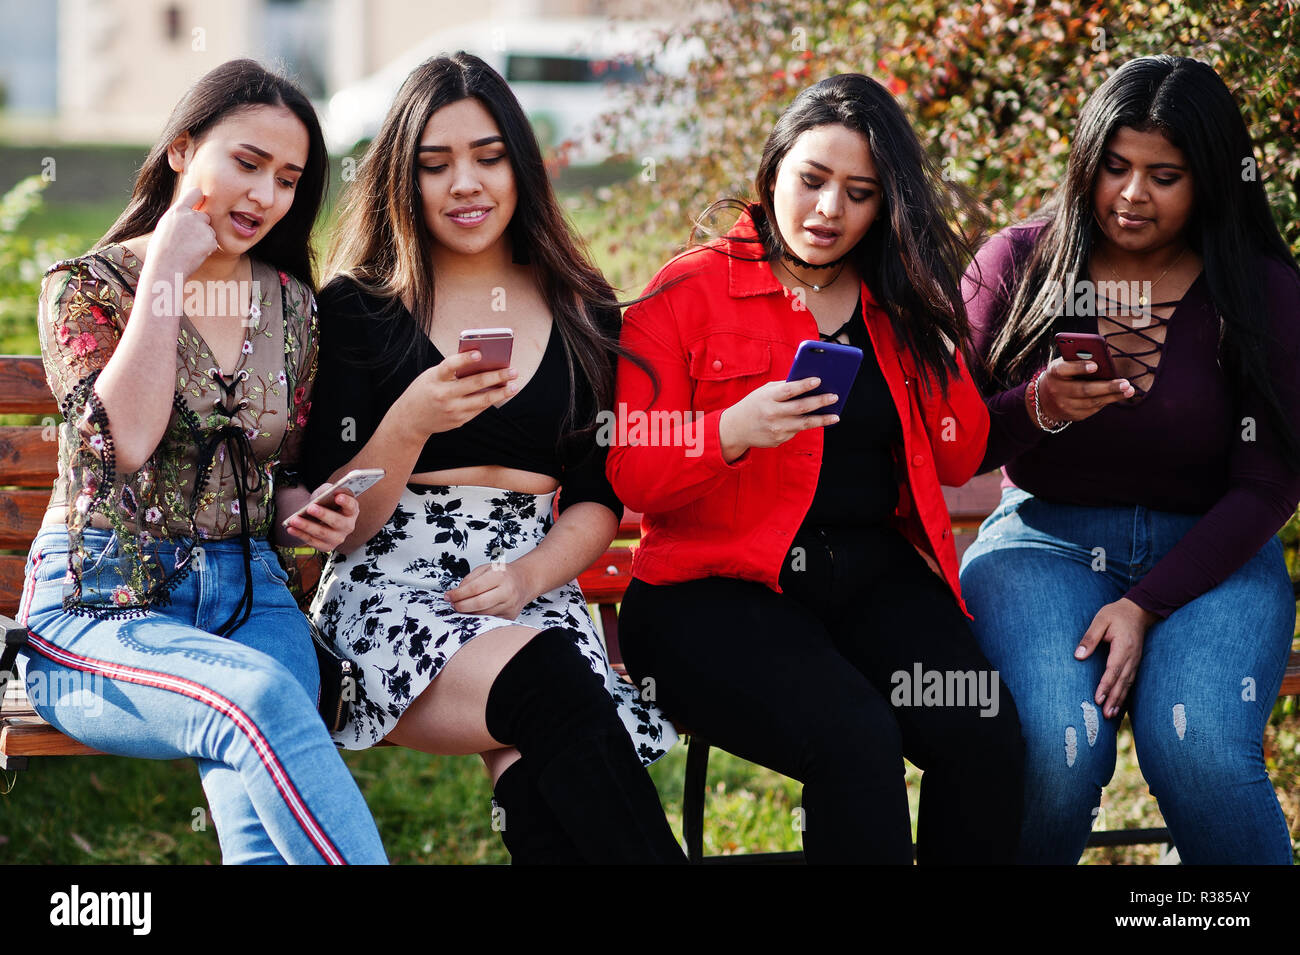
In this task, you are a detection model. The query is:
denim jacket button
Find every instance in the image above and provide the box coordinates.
[911,454,924,466]
[711,359,723,372]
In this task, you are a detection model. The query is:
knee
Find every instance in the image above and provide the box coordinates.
[1134,711,1260,800]
[485,627,609,746]
[1015,695,1117,795]
[800,700,904,785]
[208,661,319,744]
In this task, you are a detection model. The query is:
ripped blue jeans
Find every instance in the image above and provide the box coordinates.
[959,487,1294,864]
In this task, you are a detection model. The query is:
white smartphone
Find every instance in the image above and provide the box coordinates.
[281,467,386,527]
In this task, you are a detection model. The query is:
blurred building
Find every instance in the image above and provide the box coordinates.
[1,0,677,145]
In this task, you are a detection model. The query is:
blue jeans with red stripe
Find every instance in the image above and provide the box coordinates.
[17,526,388,865]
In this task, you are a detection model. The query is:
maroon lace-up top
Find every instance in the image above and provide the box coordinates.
[963,222,1300,617]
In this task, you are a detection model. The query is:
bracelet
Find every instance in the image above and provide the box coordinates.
[1029,372,1071,433]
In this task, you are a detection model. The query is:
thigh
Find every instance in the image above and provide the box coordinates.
[959,538,1125,774]
[22,609,312,762]
[618,576,901,784]
[833,548,1020,766]
[1130,535,1295,779]
[383,623,539,755]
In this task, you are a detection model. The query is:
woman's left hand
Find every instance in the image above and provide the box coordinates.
[447,560,536,621]
[283,490,360,552]
[1075,597,1159,719]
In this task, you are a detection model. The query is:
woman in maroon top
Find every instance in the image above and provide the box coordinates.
[960,55,1300,864]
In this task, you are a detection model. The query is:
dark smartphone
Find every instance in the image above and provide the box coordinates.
[786,340,863,419]
[1054,332,1119,381]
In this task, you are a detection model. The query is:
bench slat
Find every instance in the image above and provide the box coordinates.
[576,547,633,603]
[0,555,26,618]
[0,357,56,415]
[0,426,59,484]
[0,489,51,549]
[0,719,102,758]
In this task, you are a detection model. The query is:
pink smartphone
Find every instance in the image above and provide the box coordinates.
[281,467,386,527]
[457,328,514,376]
[1054,332,1119,381]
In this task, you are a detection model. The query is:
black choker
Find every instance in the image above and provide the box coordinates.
[780,248,845,271]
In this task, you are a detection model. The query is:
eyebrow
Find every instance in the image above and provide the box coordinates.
[237,144,304,173]
[417,136,506,153]
[1103,149,1186,171]
[802,159,879,185]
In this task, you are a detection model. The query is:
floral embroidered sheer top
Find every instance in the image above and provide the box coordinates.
[38,244,317,617]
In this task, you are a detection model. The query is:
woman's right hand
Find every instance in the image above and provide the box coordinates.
[396,349,519,441]
[718,377,840,463]
[145,186,219,282]
[1032,357,1135,423]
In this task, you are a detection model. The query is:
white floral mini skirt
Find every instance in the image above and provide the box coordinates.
[308,483,677,761]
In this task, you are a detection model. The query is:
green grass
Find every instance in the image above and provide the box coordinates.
[5,710,1299,864]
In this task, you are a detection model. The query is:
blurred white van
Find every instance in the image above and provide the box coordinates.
[323,16,693,162]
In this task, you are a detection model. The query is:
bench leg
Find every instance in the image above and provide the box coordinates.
[682,735,709,864]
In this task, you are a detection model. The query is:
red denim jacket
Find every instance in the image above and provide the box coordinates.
[607,211,990,616]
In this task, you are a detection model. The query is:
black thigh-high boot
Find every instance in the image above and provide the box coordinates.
[490,759,586,864]
[484,627,685,864]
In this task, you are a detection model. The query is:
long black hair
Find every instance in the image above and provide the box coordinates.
[328,52,639,439]
[983,55,1300,466]
[99,59,328,288]
[694,73,977,395]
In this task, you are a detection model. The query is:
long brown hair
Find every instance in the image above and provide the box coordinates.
[99,59,328,288]
[328,52,635,438]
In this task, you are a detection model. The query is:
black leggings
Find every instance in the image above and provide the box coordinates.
[618,523,1024,864]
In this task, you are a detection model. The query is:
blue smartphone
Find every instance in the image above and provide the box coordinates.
[786,340,863,419]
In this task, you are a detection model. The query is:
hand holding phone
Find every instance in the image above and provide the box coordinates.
[786,340,863,418]
[457,328,513,376]
[281,468,386,528]
[1054,333,1120,381]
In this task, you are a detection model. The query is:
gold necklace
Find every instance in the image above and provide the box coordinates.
[1097,245,1188,308]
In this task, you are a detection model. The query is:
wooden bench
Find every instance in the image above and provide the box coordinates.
[3,353,1298,862]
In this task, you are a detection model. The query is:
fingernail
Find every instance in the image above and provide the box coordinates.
[1074,646,1087,658]
[829,415,840,424]
[1086,362,1097,372]
[470,351,481,361]
[507,382,518,394]
[809,377,820,387]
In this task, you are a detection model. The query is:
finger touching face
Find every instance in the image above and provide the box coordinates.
[167,104,311,253]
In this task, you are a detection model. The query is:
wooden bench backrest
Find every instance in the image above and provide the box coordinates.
[0,356,59,617]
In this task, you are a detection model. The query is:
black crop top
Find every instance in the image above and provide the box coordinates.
[301,276,623,516]
[802,294,902,527]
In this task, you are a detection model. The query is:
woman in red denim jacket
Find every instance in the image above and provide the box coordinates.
[607,74,1024,863]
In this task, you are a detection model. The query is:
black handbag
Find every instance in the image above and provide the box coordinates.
[308,620,355,734]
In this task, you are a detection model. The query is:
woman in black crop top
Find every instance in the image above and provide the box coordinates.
[300,53,682,863]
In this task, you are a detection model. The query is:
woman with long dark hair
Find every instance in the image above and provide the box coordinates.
[606,73,1025,863]
[300,53,682,864]
[18,60,387,863]
[960,55,1300,864]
